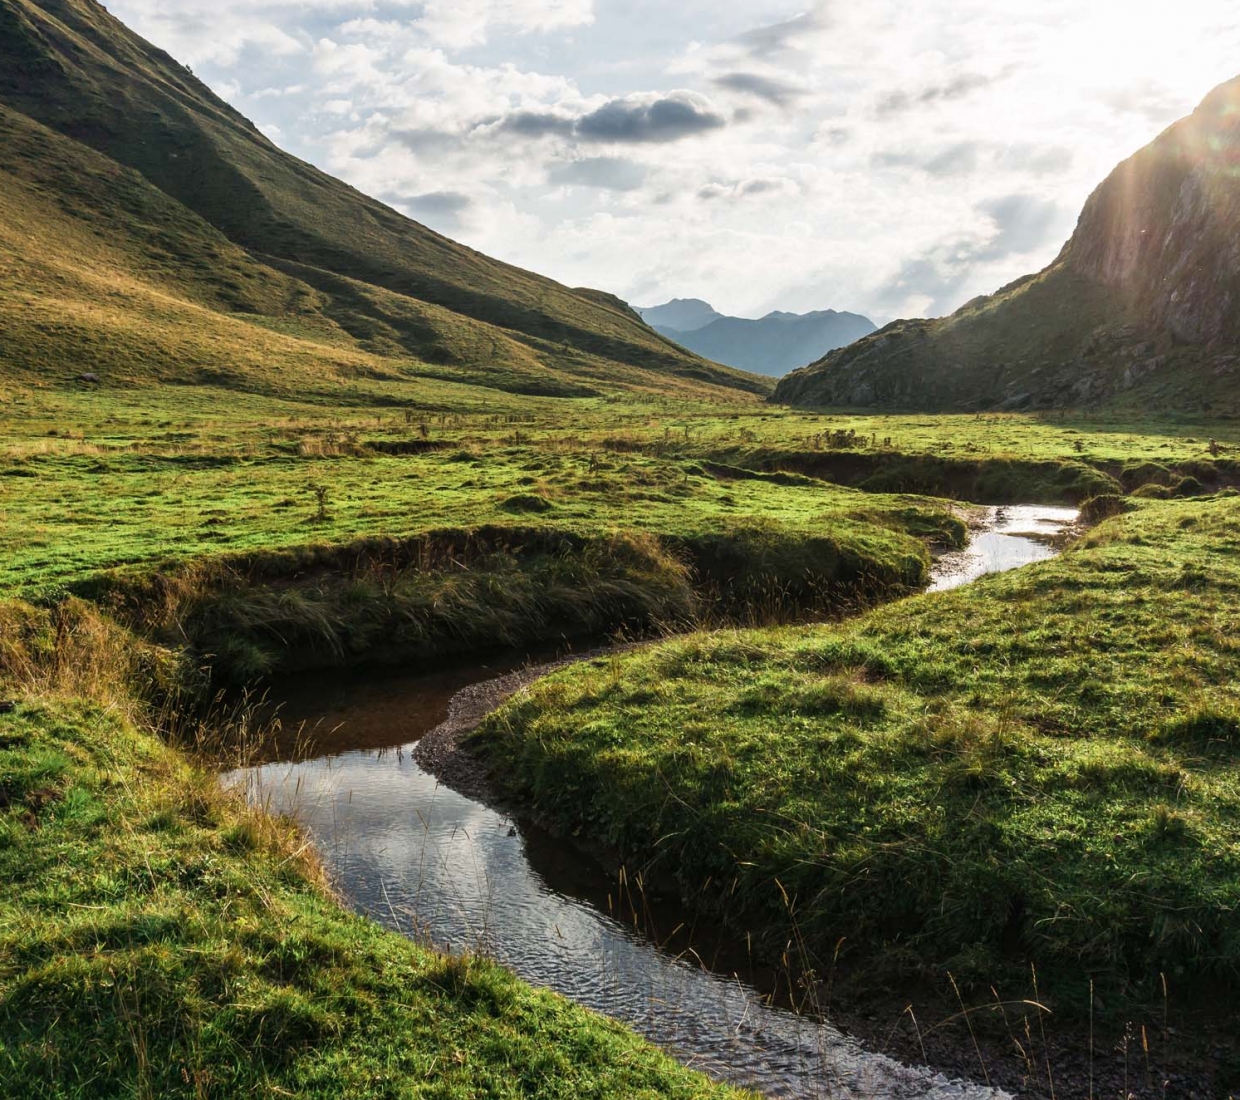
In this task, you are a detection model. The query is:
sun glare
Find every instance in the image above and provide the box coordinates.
[1049,0,1237,102]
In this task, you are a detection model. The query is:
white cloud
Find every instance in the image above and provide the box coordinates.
[415,0,595,49]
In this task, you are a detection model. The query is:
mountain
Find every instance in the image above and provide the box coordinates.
[637,299,724,333]
[639,302,877,377]
[775,76,1240,412]
[0,0,769,401]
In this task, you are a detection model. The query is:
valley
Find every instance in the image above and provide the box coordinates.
[1,1,1239,1098]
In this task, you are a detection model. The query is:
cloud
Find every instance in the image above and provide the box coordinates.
[975,193,1063,258]
[388,190,475,230]
[733,7,830,58]
[548,157,648,191]
[871,147,979,176]
[108,0,1240,325]
[1005,145,1074,175]
[575,93,727,143]
[876,71,1003,117]
[712,71,806,107]
[1099,79,1186,123]
[495,110,576,138]
[486,92,726,144]
[697,176,799,201]
[405,191,474,216]
[414,0,596,50]
[872,194,1068,317]
[872,142,1074,179]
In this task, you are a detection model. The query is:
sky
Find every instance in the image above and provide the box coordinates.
[108,0,1240,324]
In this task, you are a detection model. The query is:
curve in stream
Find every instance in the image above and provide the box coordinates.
[227,505,1080,1100]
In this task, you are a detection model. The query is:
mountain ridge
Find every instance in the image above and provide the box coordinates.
[775,76,1240,412]
[639,300,877,377]
[0,0,770,400]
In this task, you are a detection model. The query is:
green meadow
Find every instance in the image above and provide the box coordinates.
[5,2,1240,1092]
[0,691,749,1100]
[5,386,1240,1096]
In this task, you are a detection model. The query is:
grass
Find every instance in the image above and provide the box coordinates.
[6,382,1239,597]
[0,690,750,1099]
[4,390,1240,1091]
[473,495,1240,1011]
[0,418,960,600]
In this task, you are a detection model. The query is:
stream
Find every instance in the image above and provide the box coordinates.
[227,505,1080,1100]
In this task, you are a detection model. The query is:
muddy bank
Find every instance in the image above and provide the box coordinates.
[414,645,631,803]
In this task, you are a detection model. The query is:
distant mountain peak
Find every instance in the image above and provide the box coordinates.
[637,300,876,377]
[636,298,722,333]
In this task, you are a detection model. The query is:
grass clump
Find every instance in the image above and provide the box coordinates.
[474,496,1240,1009]
[500,492,556,514]
[1078,492,1129,522]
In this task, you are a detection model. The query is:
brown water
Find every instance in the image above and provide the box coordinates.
[228,507,1078,1099]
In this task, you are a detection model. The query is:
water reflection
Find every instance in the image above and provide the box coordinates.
[928,506,1079,592]
[231,748,1003,1099]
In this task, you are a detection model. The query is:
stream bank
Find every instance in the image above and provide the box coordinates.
[229,505,1096,1099]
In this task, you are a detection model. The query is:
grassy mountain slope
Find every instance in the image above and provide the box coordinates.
[776,76,1240,412]
[0,0,768,400]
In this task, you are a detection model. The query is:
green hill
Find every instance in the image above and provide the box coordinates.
[0,0,768,401]
[775,76,1240,413]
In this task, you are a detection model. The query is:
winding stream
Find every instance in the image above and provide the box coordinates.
[228,505,1080,1100]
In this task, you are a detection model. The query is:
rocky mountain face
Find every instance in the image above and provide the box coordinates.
[775,76,1240,412]
[640,301,876,377]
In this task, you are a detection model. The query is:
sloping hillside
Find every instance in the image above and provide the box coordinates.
[0,0,769,400]
[776,76,1240,412]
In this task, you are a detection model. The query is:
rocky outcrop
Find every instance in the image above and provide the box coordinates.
[1062,79,1240,347]
[776,76,1240,411]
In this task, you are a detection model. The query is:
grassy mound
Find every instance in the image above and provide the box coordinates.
[0,690,745,1099]
[65,510,942,684]
[474,497,1240,1006]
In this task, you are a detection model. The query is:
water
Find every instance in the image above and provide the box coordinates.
[928,505,1080,592]
[228,506,1078,1099]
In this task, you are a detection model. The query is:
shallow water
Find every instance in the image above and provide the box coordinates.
[928,505,1080,592]
[228,506,1080,1099]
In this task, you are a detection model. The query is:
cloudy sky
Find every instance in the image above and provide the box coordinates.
[110,0,1240,323]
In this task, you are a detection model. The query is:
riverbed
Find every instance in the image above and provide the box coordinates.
[227,505,1080,1100]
